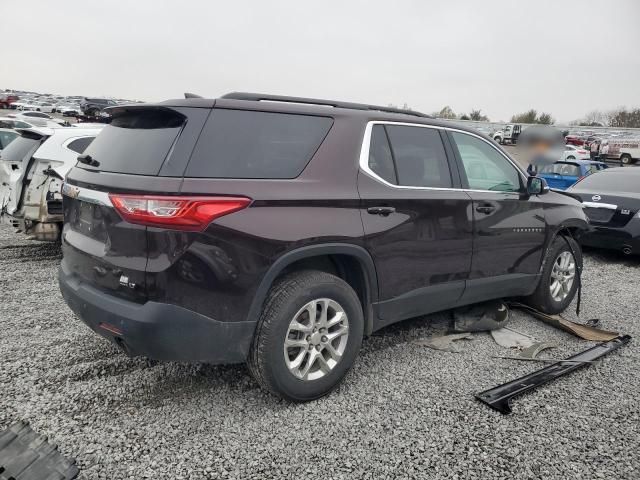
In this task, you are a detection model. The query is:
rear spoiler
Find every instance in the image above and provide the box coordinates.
[15,126,54,140]
[105,98,215,116]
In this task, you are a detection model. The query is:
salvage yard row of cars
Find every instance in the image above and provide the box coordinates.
[1,91,639,401]
[1,89,129,117]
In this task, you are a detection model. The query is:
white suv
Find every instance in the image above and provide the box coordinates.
[0,126,104,240]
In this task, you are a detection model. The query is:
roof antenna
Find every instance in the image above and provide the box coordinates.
[184,92,203,99]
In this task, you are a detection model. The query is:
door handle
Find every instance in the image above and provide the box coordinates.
[367,206,396,216]
[475,205,496,214]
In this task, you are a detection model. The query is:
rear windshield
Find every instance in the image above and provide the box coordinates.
[185,109,333,178]
[81,109,185,175]
[0,135,41,163]
[573,171,640,193]
[540,162,580,176]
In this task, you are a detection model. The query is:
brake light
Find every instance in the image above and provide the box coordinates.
[108,194,251,231]
[577,150,587,154]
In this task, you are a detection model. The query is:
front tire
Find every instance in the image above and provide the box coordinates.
[524,236,582,314]
[248,270,363,401]
[620,154,632,165]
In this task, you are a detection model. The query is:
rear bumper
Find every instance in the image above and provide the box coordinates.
[580,221,640,254]
[58,264,256,363]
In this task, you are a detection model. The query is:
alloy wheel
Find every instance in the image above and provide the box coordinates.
[549,251,576,302]
[283,298,349,381]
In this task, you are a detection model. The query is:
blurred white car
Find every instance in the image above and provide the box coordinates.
[0,125,104,240]
[562,144,590,161]
[36,102,56,113]
[11,111,67,127]
[56,104,81,116]
[0,117,36,129]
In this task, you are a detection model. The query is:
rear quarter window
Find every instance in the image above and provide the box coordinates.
[67,136,95,154]
[185,109,333,179]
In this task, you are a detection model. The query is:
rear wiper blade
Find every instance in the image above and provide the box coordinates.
[77,154,99,167]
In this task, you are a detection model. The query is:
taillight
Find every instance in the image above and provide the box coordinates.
[108,194,251,231]
[577,150,587,154]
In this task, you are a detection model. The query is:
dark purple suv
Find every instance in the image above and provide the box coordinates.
[59,93,588,401]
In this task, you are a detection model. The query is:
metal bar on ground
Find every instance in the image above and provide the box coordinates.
[476,335,631,414]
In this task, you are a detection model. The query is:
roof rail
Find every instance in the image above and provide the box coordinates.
[221,92,430,118]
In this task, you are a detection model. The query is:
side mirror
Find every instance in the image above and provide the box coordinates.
[526,176,549,195]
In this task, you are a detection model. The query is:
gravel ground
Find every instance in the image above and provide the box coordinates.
[1,224,639,479]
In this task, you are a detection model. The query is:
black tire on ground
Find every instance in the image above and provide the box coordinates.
[620,154,632,165]
[524,235,582,314]
[248,270,364,402]
[567,156,576,160]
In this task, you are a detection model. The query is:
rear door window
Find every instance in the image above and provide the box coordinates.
[384,125,452,188]
[80,109,185,175]
[185,109,333,178]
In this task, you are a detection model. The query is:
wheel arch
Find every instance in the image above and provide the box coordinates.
[247,243,379,336]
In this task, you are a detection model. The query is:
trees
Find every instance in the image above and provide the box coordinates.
[433,106,457,119]
[469,109,489,121]
[537,112,554,125]
[608,108,640,128]
[510,109,554,125]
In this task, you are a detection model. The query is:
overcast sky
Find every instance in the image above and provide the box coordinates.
[3,0,639,122]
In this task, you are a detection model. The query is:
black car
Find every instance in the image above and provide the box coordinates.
[567,167,640,255]
[80,97,117,116]
[58,92,588,401]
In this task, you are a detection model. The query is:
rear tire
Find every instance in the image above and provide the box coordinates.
[620,154,632,165]
[248,270,363,402]
[567,155,576,160]
[524,236,582,314]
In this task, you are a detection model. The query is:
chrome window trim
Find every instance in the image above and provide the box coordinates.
[581,201,617,210]
[358,120,527,194]
[61,183,113,207]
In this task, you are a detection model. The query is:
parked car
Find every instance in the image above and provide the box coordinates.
[602,138,640,165]
[0,117,35,129]
[10,111,66,127]
[562,144,590,160]
[565,135,586,146]
[11,100,37,111]
[0,94,19,109]
[0,129,19,150]
[0,126,103,240]
[36,103,56,113]
[56,104,81,116]
[58,93,588,401]
[538,160,608,190]
[80,97,117,116]
[568,168,640,255]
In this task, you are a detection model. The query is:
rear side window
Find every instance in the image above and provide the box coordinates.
[185,109,333,178]
[67,137,95,154]
[81,109,185,175]
[384,125,452,188]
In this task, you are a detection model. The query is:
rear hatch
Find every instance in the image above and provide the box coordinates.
[61,105,210,302]
[0,129,50,216]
